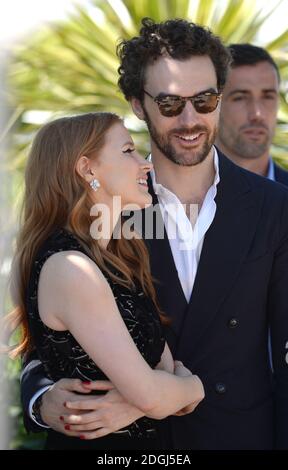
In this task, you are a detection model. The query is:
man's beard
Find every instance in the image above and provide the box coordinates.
[143,108,217,167]
[228,134,270,160]
[218,122,271,160]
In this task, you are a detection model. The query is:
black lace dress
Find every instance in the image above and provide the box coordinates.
[26,229,166,450]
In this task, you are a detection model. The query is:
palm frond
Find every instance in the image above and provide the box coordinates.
[7,0,288,168]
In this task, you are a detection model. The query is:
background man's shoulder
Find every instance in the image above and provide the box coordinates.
[274,163,288,186]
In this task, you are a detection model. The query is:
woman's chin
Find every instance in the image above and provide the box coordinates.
[139,192,152,208]
[122,193,152,211]
[143,192,152,206]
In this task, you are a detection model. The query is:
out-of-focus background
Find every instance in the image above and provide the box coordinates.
[1,0,288,449]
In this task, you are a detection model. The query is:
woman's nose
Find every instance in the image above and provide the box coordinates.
[136,152,153,172]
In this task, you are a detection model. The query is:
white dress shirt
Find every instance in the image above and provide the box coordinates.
[267,157,275,181]
[150,147,220,302]
[266,157,275,371]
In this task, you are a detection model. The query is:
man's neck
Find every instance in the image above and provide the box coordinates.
[151,147,216,207]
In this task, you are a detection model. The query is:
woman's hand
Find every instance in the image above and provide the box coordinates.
[40,378,143,439]
[173,360,192,377]
[58,381,144,440]
[173,361,204,416]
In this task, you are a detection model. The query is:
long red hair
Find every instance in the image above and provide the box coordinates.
[7,112,165,358]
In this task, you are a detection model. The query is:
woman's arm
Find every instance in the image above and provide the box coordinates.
[38,251,204,420]
[155,342,174,374]
[155,344,202,417]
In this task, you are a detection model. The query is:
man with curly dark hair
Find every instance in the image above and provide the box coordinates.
[117,18,230,171]
[117,18,230,101]
[21,18,288,450]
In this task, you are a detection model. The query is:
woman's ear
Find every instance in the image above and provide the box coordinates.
[130,98,145,120]
[76,156,94,181]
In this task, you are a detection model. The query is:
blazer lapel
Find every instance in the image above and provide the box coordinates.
[176,153,265,357]
[144,177,188,349]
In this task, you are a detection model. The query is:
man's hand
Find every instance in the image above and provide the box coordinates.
[41,379,144,440]
[40,378,94,432]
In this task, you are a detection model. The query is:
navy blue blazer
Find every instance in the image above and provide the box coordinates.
[21,152,288,449]
[274,162,288,186]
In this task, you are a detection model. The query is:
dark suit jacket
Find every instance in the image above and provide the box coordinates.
[21,152,288,449]
[274,162,288,186]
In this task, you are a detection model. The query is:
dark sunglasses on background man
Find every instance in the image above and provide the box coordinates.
[144,90,222,117]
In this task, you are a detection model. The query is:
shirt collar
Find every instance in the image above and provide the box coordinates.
[266,157,275,181]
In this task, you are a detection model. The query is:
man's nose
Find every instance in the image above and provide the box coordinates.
[178,100,199,126]
[248,99,265,122]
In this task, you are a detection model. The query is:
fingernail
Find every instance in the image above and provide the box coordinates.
[64,424,70,431]
[79,435,86,440]
[59,416,64,421]
[63,402,67,407]
[82,381,91,385]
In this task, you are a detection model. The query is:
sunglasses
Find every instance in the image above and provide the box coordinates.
[143,90,222,117]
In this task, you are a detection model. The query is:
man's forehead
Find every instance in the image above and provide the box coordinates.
[145,55,217,93]
[226,62,279,90]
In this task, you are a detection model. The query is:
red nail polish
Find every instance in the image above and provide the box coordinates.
[59,416,64,421]
[82,381,91,385]
[79,435,86,440]
[63,402,67,407]
[64,424,70,431]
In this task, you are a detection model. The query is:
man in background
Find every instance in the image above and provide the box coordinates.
[216,43,288,185]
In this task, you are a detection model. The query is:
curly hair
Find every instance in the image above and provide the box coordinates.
[117,18,231,101]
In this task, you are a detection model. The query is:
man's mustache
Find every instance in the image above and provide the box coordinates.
[169,126,209,136]
[240,123,269,132]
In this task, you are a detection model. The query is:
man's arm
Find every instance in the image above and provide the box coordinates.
[21,352,92,434]
[269,191,288,449]
[21,351,53,432]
